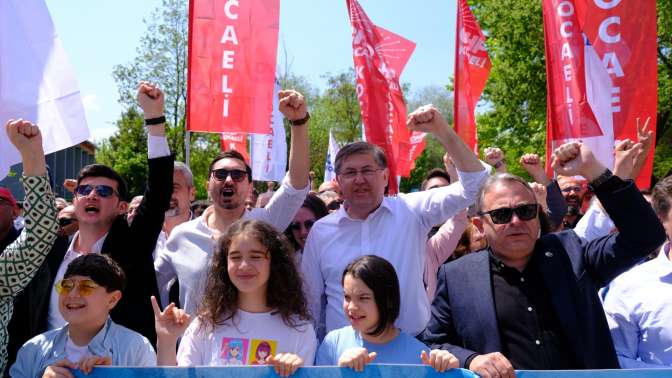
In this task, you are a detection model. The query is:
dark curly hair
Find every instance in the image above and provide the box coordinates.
[199,220,311,332]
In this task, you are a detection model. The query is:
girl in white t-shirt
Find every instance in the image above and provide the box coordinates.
[153,220,317,377]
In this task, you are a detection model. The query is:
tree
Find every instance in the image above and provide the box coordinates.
[96,108,149,197]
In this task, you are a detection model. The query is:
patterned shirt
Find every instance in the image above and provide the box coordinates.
[0,176,59,372]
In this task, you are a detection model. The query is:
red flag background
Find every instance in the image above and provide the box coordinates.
[454,0,491,154]
[575,0,658,188]
[187,0,280,134]
[346,0,418,194]
[221,132,250,163]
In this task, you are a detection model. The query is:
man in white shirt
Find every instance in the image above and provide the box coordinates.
[156,90,312,315]
[301,105,488,337]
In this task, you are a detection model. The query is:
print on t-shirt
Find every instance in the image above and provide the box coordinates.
[249,339,277,365]
[220,338,248,365]
[218,337,276,365]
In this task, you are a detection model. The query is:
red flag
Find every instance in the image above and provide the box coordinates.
[347,0,417,194]
[454,0,491,154]
[221,132,250,163]
[575,0,657,188]
[187,0,280,134]
[543,0,605,176]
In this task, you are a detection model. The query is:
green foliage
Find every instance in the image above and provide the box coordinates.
[96,108,149,197]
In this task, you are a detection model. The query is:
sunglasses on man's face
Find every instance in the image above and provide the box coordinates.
[210,168,248,182]
[74,184,117,198]
[55,278,100,296]
[290,219,315,231]
[478,203,539,224]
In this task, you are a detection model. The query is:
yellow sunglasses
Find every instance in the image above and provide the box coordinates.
[55,278,100,296]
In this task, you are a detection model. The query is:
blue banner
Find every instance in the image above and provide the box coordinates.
[71,366,672,378]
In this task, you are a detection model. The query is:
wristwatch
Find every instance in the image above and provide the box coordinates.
[144,115,166,125]
[587,168,613,191]
[288,112,310,126]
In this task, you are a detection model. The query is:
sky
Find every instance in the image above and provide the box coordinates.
[45,0,458,143]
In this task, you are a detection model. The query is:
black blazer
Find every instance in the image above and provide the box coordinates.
[6,155,173,371]
[420,179,666,369]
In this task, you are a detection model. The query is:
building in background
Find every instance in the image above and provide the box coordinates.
[0,142,95,201]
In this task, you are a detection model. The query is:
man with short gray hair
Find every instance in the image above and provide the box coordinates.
[420,142,665,376]
[301,105,488,338]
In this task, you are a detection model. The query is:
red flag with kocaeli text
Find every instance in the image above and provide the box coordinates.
[543,0,608,178]
[221,132,250,163]
[347,0,418,194]
[454,0,491,154]
[575,0,657,188]
[187,0,279,134]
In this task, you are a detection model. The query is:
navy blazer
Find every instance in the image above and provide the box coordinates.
[420,179,665,369]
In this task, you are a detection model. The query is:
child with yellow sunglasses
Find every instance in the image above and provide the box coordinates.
[10,254,156,377]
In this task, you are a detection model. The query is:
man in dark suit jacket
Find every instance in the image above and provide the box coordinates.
[6,82,173,373]
[420,142,665,378]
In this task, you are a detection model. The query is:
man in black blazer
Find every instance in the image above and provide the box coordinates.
[420,142,665,377]
[6,82,173,372]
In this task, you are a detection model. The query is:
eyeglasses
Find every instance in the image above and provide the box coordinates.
[58,218,78,227]
[290,219,315,231]
[478,204,539,224]
[55,278,100,296]
[74,184,117,198]
[210,168,248,182]
[338,167,383,180]
[561,185,583,193]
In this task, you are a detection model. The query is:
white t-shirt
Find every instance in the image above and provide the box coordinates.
[177,310,317,366]
[65,336,90,363]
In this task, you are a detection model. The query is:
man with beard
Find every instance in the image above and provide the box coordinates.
[6,82,173,371]
[156,89,311,315]
[153,161,195,306]
[301,105,489,338]
[557,176,588,229]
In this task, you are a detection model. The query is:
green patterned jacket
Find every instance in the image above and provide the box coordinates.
[0,176,58,372]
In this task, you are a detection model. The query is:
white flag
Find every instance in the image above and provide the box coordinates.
[324,129,340,183]
[251,79,287,182]
[581,37,615,171]
[0,0,90,179]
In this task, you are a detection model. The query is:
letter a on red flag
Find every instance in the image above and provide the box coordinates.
[574,0,657,188]
[347,0,418,194]
[454,0,491,154]
[187,0,280,135]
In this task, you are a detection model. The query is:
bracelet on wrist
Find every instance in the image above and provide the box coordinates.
[145,115,166,126]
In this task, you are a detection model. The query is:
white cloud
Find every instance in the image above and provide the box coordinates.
[81,93,102,112]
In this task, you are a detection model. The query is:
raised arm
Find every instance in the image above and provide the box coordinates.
[0,120,58,297]
[279,90,310,190]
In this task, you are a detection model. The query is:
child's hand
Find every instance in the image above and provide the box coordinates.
[337,347,377,372]
[421,349,459,373]
[42,359,77,378]
[78,356,112,375]
[151,296,192,341]
[265,353,303,377]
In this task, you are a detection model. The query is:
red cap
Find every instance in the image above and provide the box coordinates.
[0,187,17,208]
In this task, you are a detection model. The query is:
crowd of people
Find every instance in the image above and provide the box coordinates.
[0,81,670,378]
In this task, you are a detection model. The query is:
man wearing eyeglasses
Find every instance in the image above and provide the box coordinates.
[301,105,489,339]
[156,89,311,316]
[420,142,665,377]
[7,82,173,369]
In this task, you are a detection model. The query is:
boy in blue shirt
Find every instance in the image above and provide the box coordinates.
[11,254,156,377]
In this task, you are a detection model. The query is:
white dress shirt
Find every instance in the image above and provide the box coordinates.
[603,243,672,368]
[300,168,488,337]
[155,174,309,315]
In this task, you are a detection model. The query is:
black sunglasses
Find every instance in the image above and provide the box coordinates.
[478,204,539,224]
[74,184,117,198]
[210,168,248,182]
[290,219,315,231]
[58,218,77,227]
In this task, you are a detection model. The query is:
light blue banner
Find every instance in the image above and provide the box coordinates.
[71,366,672,378]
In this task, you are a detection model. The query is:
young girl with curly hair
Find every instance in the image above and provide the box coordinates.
[153,220,316,377]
